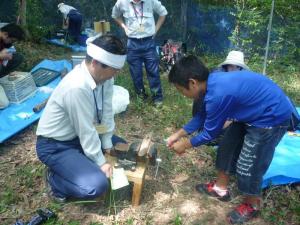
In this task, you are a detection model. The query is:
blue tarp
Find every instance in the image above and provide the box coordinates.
[0,59,72,143]
[47,39,87,52]
[263,115,300,187]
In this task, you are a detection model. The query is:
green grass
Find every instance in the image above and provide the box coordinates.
[173,213,183,225]
[262,186,300,224]
[15,164,43,188]
[0,185,20,214]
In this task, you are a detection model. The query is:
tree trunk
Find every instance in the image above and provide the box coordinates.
[19,0,27,26]
[180,0,188,41]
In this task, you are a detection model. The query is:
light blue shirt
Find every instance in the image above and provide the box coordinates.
[112,0,168,38]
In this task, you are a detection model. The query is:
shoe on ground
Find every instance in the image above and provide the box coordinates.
[195,181,231,202]
[44,168,66,203]
[227,203,259,224]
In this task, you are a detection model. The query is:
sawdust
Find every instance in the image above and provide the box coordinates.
[171,173,190,183]
[151,208,174,225]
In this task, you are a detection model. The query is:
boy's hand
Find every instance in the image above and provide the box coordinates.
[167,128,187,148]
[166,133,180,148]
[223,120,233,129]
[171,138,192,155]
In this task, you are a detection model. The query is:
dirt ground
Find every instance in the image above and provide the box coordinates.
[0,110,271,225]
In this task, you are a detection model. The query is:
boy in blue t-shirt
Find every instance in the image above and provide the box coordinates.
[167,55,292,224]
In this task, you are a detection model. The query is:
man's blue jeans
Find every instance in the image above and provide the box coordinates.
[127,37,163,102]
[67,9,82,42]
[216,120,289,196]
[36,135,126,199]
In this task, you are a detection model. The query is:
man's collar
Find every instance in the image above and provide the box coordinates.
[130,0,144,4]
[81,61,97,90]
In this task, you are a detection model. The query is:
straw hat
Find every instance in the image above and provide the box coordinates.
[219,50,249,70]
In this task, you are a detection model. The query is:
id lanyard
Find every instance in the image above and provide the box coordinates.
[93,86,104,124]
[131,1,144,27]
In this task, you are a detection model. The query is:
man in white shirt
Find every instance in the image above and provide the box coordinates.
[36,34,127,202]
[57,3,82,42]
[112,0,167,106]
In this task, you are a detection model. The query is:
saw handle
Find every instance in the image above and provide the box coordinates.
[33,98,49,113]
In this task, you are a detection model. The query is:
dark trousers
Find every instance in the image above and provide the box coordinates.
[0,53,23,77]
[36,135,126,199]
[216,121,289,196]
[68,10,82,42]
[127,37,163,102]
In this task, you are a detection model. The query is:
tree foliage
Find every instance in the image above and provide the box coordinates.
[8,0,299,59]
[229,0,300,59]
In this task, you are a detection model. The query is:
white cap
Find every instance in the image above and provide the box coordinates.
[57,3,64,9]
[219,50,249,70]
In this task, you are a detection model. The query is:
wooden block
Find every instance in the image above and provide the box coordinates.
[138,132,153,156]
[106,154,146,206]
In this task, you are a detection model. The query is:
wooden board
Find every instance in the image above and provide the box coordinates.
[106,154,147,206]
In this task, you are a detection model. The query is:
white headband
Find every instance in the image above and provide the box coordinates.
[86,35,126,69]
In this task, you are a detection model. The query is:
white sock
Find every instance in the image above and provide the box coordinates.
[212,184,228,197]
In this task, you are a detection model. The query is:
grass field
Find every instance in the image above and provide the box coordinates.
[0,41,299,225]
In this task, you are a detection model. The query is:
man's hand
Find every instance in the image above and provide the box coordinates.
[0,49,13,61]
[114,18,129,36]
[122,24,129,36]
[62,18,69,29]
[171,138,192,155]
[100,163,113,178]
[103,148,116,157]
[155,15,166,35]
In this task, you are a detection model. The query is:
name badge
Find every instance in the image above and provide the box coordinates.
[138,25,145,32]
[95,124,108,134]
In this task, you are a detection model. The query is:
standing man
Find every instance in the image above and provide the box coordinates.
[0,23,24,109]
[36,35,127,202]
[57,3,82,43]
[112,0,167,106]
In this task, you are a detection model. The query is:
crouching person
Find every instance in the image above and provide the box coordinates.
[36,35,127,202]
[0,23,24,109]
[167,55,292,224]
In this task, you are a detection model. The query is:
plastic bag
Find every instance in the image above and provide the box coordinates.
[112,85,130,115]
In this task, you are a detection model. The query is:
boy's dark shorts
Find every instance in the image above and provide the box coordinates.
[216,120,289,196]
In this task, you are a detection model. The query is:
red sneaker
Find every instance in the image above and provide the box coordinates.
[227,203,259,224]
[195,181,231,202]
